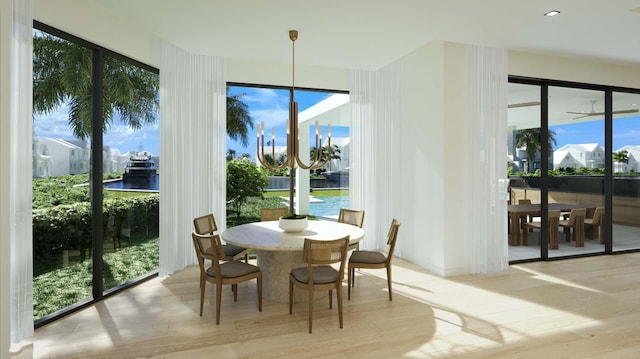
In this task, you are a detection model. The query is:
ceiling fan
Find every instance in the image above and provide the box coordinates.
[508,101,540,109]
[567,100,638,120]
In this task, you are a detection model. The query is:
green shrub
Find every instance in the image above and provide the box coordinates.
[33,194,159,260]
[227,159,269,218]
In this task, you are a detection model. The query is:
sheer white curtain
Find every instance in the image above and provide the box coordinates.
[158,42,226,276]
[0,0,35,349]
[467,46,509,273]
[349,60,402,251]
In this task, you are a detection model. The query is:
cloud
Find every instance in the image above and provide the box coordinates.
[103,118,159,154]
[615,129,640,140]
[33,105,75,139]
[34,104,160,155]
[234,87,288,107]
[251,107,290,129]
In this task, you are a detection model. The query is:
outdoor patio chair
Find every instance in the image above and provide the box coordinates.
[559,208,587,247]
[347,218,401,301]
[289,236,349,333]
[522,210,561,249]
[193,213,248,263]
[338,208,365,251]
[585,207,605,244]
[260,207,289,221]
[191,232,262,324]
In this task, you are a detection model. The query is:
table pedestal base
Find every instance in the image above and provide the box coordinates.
[257,250,328,303]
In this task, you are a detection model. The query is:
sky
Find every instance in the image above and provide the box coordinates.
[33,105,161,156]
[550,115,640,150]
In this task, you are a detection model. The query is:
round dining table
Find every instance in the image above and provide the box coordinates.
[221,220,365,303]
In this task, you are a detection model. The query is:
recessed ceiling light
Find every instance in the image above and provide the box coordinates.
[544,10,561,17]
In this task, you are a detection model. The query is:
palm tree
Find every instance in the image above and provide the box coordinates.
[33,32,254,146]
[613,150,629,173]
[226,89,254,147]
[515,128,557,173]
[310,145,341,174]
[226,149,237,161]
[33,33,159,140]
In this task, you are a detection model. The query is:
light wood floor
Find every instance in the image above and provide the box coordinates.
[12,253,640,359]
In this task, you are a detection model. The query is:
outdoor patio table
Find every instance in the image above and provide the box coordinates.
[221,220,364,303]
[508,203,592,246]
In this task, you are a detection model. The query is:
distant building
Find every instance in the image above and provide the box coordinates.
[32,136,159,178]
[615,145,640,172]
[323,137,349,172]
[32,137,90,177]
[553,143,604,170]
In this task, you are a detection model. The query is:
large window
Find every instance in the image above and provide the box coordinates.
[225,84,350,228]
[32,23,159,324]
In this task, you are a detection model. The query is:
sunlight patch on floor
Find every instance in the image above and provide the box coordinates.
[513,266,606,294]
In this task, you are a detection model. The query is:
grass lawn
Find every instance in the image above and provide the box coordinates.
[33,238,159,320]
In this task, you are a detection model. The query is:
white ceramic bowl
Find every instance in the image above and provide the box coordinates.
[278,217,308,232]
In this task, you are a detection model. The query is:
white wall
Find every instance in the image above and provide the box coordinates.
[399,41,474,276]
[33,0,156,68]
[226,58,349,91]
[443,43,472,275]
[400,41,448,275]
[509,51,640,89]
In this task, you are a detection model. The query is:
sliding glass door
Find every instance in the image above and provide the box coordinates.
[507,82,541,261]
[508,78,640,262]
[612,92,640,251]
[547,87,605,258]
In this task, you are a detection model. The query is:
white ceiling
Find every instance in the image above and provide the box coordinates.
[90,0,640,71]
[508,84,640,130]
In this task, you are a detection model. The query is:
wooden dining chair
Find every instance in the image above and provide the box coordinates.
[191,232,262,324]
[558,208,587,247]
[193,213,248,263]
[338,208,365,251]
[518,199,536,230]
[289,236,350,333]
[584,207,604,244]
[522,210,561,249]
[260,207,289,221]
[348,218,401,301]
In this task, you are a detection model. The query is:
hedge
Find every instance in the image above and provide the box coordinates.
[32,194,159,260]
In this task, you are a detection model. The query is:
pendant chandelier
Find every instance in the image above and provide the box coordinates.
[256,30,332,171]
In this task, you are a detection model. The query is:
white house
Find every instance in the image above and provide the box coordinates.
[32,137,90,177]
[33,137,158,177]
[553,143,605,170]
[324,136,349,172]
[615,145,640,172]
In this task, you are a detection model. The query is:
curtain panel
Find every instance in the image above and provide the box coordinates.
[349,60,402,252]
[467,46,509,273]
[159,42,226,276]
[0,0,35,350]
